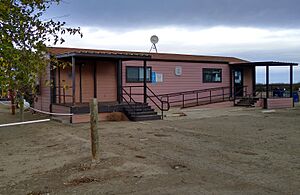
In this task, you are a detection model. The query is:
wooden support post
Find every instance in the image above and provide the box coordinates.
[229,66,233,98]
[49,63,55,112]
[252,66,256,97]
[9,90,15,115]
[266,65,269,98]
[143,60,147,104]
[290,65,293,98]
[63,88,66,104]
[79,64,82,103]
[117,60,123,103]
[58,66,61,104]
[19,95,24,122]
[90,98,99,162]
[72,56,76,105]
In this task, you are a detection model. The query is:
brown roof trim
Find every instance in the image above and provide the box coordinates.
[48,47,247,64]
[55,52,151,60]
[230,61,298,67]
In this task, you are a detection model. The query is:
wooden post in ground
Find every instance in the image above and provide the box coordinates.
[9,90,15,115]
[90,98,100,162]
[19,95,24,122]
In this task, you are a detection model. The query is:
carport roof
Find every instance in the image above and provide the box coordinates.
[230,61,298,66]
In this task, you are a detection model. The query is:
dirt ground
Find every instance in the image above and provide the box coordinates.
[0,104,299,195]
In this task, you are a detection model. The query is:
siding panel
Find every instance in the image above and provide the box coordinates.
[122,61,231,103]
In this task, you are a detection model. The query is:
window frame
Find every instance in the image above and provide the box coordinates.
[202,68,222,83]
[126,66,152,83]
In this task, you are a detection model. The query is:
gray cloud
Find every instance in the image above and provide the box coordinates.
[46,0,300,83]
[46,0,300,28]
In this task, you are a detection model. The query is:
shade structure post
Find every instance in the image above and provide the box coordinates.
[72,56,76,105]
[290,65,293,98]
[266,65,269,98]
[252,66,256,97]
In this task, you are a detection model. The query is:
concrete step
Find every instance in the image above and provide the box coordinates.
[235,98,258,107]
[122,102,162,121]
[124,107,154,112]
[129,111,158,116]
[122,105,152,110]
[132,115,162,121]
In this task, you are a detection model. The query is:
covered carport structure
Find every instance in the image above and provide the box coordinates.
[230,61,298,108]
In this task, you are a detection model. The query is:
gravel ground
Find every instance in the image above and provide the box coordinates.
[0,104,299,194]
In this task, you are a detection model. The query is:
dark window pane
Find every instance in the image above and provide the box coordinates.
[203,68,222,83]
[127,67,139,82]
[126,66,152,83]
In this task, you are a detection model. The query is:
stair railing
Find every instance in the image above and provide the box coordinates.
[121,88,138,116]
[122,86,170,119]
[146,86,170,119]
[254,88,264,99]
[233,86,248,105]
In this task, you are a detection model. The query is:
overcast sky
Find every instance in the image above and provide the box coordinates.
[45,0,300,83]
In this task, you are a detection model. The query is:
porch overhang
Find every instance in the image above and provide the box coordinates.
[229,61,298,67]
[55,52,151,61]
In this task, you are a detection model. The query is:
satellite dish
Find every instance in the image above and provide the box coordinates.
[150,35,159,44]
[149,35,159,53]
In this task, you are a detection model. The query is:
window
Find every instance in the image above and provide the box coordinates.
[203,68,222,83]
[126,66,152,83]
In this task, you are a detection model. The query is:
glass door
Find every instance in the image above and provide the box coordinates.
[234,69,244,97]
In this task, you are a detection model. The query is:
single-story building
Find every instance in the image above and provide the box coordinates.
[34,47,298,123]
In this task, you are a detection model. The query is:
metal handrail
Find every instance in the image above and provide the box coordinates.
[254,85,291,99]
[158,86,233,108]
[122,86,170,119]
[121,88,137,117]
[146,86,170,119]
[233,86,248,102]
[158,86,231,98]
[146,86,170,111]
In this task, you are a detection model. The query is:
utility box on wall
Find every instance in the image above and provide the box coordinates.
[175,66,182,76]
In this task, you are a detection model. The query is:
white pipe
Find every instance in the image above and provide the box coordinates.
[1,101,73,116]
[0,119,51,128]
[28,107,74,116]
[0,101,17,106]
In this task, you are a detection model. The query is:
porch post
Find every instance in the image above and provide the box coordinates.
[290,65,293,98]
[117,59,123,103]
[51,64,56,104]
[50,63,55,112]
[266,65,269,98]
[143,60,147,103]
[58,66,61,104]
[72,56,76,105]
[252,66,256,96]
[229,66,233,97]
[79,64,82,103]
[93,61,97,98]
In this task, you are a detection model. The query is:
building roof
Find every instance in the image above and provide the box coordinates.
[48,47,248,64]
[231,61,298,67]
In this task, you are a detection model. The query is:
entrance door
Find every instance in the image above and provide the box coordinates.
[234,69,244,97]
